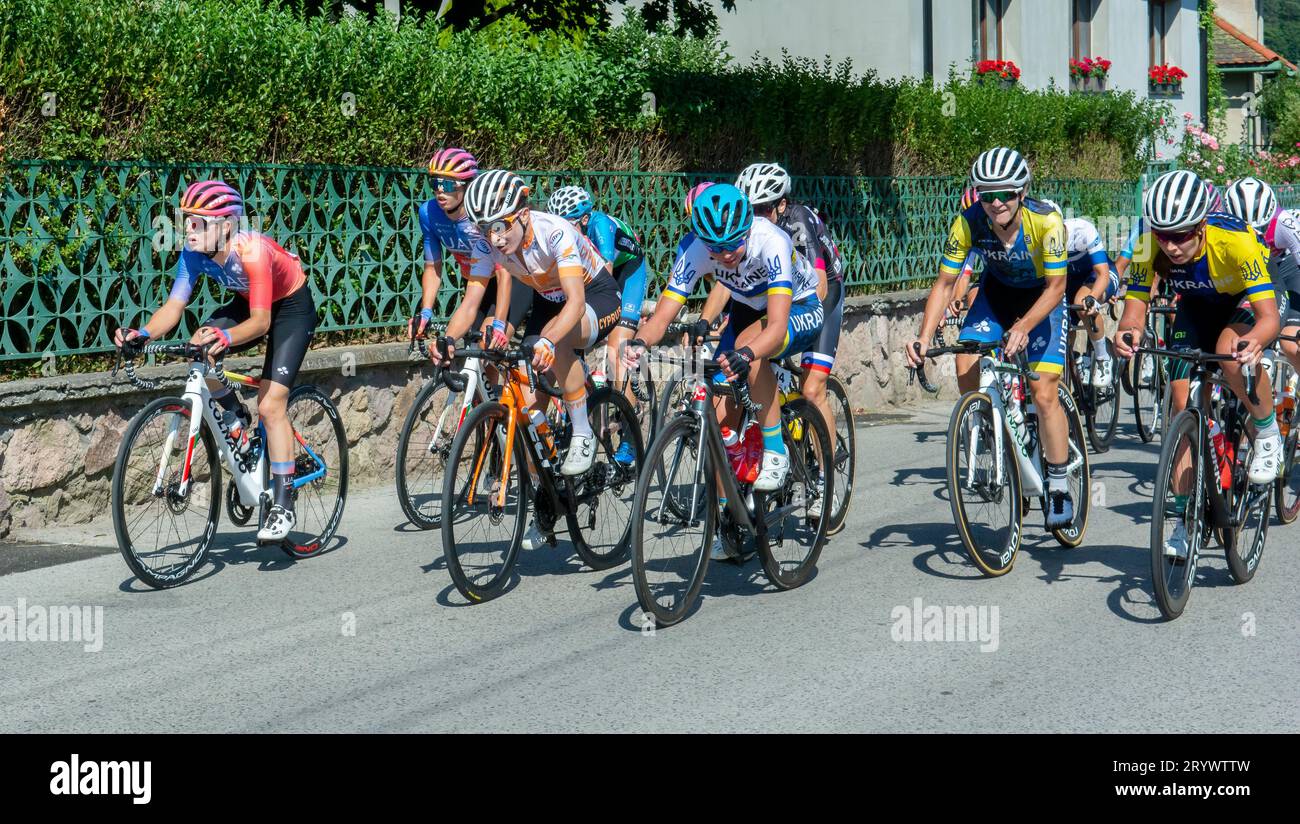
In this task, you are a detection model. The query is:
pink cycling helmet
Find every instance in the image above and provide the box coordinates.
[960,186,979,210]
[684,182,715,219]
[428,147,479,181]
[180,180,244,217]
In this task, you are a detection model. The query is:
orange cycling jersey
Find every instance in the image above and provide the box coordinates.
[468,211,610,302]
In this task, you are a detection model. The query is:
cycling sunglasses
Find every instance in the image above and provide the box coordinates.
[1153,226,1201,245]
[703,237,746,254]
[478,211,523,236]
[433,178,464,194]
[979,189,1022,204]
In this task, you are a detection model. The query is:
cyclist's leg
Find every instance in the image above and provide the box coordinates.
[800,278,841,438]
[550,276,621,474]
[1217,305,1275,425]
[743,297,823,457]
[606,258,647,385]
[198,297,260,418]
[1023,298,1069,466]
[258,287,316,518]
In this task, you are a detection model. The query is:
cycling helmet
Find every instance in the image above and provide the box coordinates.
[970,147,1031,190]
[1143,170,1210,232]
[547,185,594,220]
[690,183,753,247]
[1202,179,1224,212]
[735,162,791,207]
[684,182,715,218]
[180,180,244,218]
[1223,177,1278,231]
[427,147,478,181]
[959,186,979,210]
[464,170,530,224]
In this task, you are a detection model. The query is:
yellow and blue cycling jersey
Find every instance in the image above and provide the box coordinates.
[1124,214,1274,308]
[940,198,1069,288]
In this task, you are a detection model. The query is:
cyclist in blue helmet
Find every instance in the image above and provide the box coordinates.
[625,183,824,500]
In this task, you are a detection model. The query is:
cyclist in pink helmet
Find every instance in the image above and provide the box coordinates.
[113,179,314,542]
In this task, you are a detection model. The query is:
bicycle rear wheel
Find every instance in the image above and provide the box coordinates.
[630,414,715,627]
[112,398,220,589]
[1225,433,1268,584]
[1150,410,1204,620]
[826,375,855,533]
[441,402,529,602]
[280,385,348,558]
[1133,349,1161,443]
[754,399,831,590]
[396,376,468,530]
[947,391,1023,576]
[566,387,644,570]
[1086,353,1119,452]
[1051,387,1091,547]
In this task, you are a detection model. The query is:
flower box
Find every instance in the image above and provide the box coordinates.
[1149,64,1187,95]
[1070,57,1111,93]
[975,59,1021,86]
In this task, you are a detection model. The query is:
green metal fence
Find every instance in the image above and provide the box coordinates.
[0,159,1221,363]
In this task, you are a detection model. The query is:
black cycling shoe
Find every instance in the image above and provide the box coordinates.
[1045,490,1074,530]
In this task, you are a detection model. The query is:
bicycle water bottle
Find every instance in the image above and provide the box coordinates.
[222,406,252,457]
[741,422,762,483]
[1282,376,1296,438]
[722,427,746,480]
[1209,420,1230,489]
[591,369,607,390]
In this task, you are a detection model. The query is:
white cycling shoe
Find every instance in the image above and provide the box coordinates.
[710,535,730,561]
[258,505,295,542]
[561,434,596,476]
[807,493,839,520]
[1248,433,1283,485]
[1163,520,1189,562]
[753,450,790,492]
[1090,357,1114,388]
[521,519,553,550]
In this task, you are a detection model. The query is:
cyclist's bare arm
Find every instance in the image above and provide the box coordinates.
[1114,298,1148,358]
[115,297,186,347]
[635,292,688,349]
[912,269,959,358]
[444,280,490,341]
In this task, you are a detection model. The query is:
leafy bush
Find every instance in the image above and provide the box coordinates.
[1,0,1166,177]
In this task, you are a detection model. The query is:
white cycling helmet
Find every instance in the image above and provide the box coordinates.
[547,185,594,220]
[735,162,792,207]
[1143,170,1210,232]
[1223,177,1278,231]
[971,147,1031,190]
[465,169,529,224]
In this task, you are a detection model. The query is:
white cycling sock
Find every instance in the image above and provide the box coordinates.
[1093,336,1110,361]
[566,395,592,438]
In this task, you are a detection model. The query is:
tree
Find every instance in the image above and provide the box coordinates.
[1263,0,1300,67]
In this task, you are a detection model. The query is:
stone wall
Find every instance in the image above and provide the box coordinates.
[0,289,961,541]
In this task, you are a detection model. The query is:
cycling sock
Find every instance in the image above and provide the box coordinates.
[271,461,295,511]
[565,393,592,438]
[762,424,785,456]
[1093,336,1110,361]
[1047,461,1069,494]
[1173,494,1189,516]
[1254,412,1280,440]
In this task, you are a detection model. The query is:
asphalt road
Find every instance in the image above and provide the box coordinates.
[2,402,1297,733]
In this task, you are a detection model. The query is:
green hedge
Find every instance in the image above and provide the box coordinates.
[1,0,1168,177]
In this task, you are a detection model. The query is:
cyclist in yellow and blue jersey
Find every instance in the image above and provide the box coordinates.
[906,147,1076,528]
[1113,170,1281,560]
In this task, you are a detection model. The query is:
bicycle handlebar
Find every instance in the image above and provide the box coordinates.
[454,346,565,399]
[114,341,224,391]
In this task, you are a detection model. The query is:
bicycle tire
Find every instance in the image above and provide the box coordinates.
[396,376,467,530]
[1276,429,1300,524]
[754,398,831,590]
[278,384,348,558]
[1051,385,1091,548]
[566,387,644,570]
[946,391,1024,576]
[1150,410,1204,620]
[826,375,855,533]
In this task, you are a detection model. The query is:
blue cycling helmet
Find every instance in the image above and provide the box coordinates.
[548,185,594,220]
[690,183,753,247]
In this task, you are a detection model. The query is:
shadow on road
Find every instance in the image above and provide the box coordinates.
[116,531,350,592]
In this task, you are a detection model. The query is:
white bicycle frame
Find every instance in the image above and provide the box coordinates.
[426,354,487,457]
[154,361,266,507]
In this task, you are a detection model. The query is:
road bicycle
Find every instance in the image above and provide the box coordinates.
[439,344,644,602]
[1131,300,1177,443]
[1063,300,1119,453]
[1265,333,1300,524]
[912,339,1090,577]
[110,341,347,588]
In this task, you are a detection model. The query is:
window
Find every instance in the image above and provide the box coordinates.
[1072,0,1096,61]
[975,0,1009,61]
[1149,0,1175,67]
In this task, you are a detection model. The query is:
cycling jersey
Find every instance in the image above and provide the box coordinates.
[585,211,643,270]
[940,198,1068,288]
[171,232,307,311]
[1125,214,1274,308]
[419,200,494,276]
[664,216,819,310]
[468,210,611,303]
[1063,218,1112,280]
[1264,209,1300,297]
[777,202,844,283]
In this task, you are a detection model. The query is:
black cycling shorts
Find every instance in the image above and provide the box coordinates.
[203,286,317,388]
[523,272,622,350]
[1167,298,1255,381]
[1279,289,1300,329]
[475,276,535,332]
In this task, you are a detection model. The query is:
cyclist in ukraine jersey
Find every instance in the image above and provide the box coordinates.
[1115,179,1281,502]
[113,180,316,542]
[628,186,824,502]
[1039,203,1121,387]
[906,148,1076,528]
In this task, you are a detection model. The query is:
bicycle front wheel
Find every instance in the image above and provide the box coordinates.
[440,402,529,602]
[1276,430,1300,524]
[1086,353,1120,452]
[112,397,220,589]
[630,414,715,627]
[754,398,832,590]
[1150,410,1205,620]
[396,376,469,530]
[947,391,1024,576]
